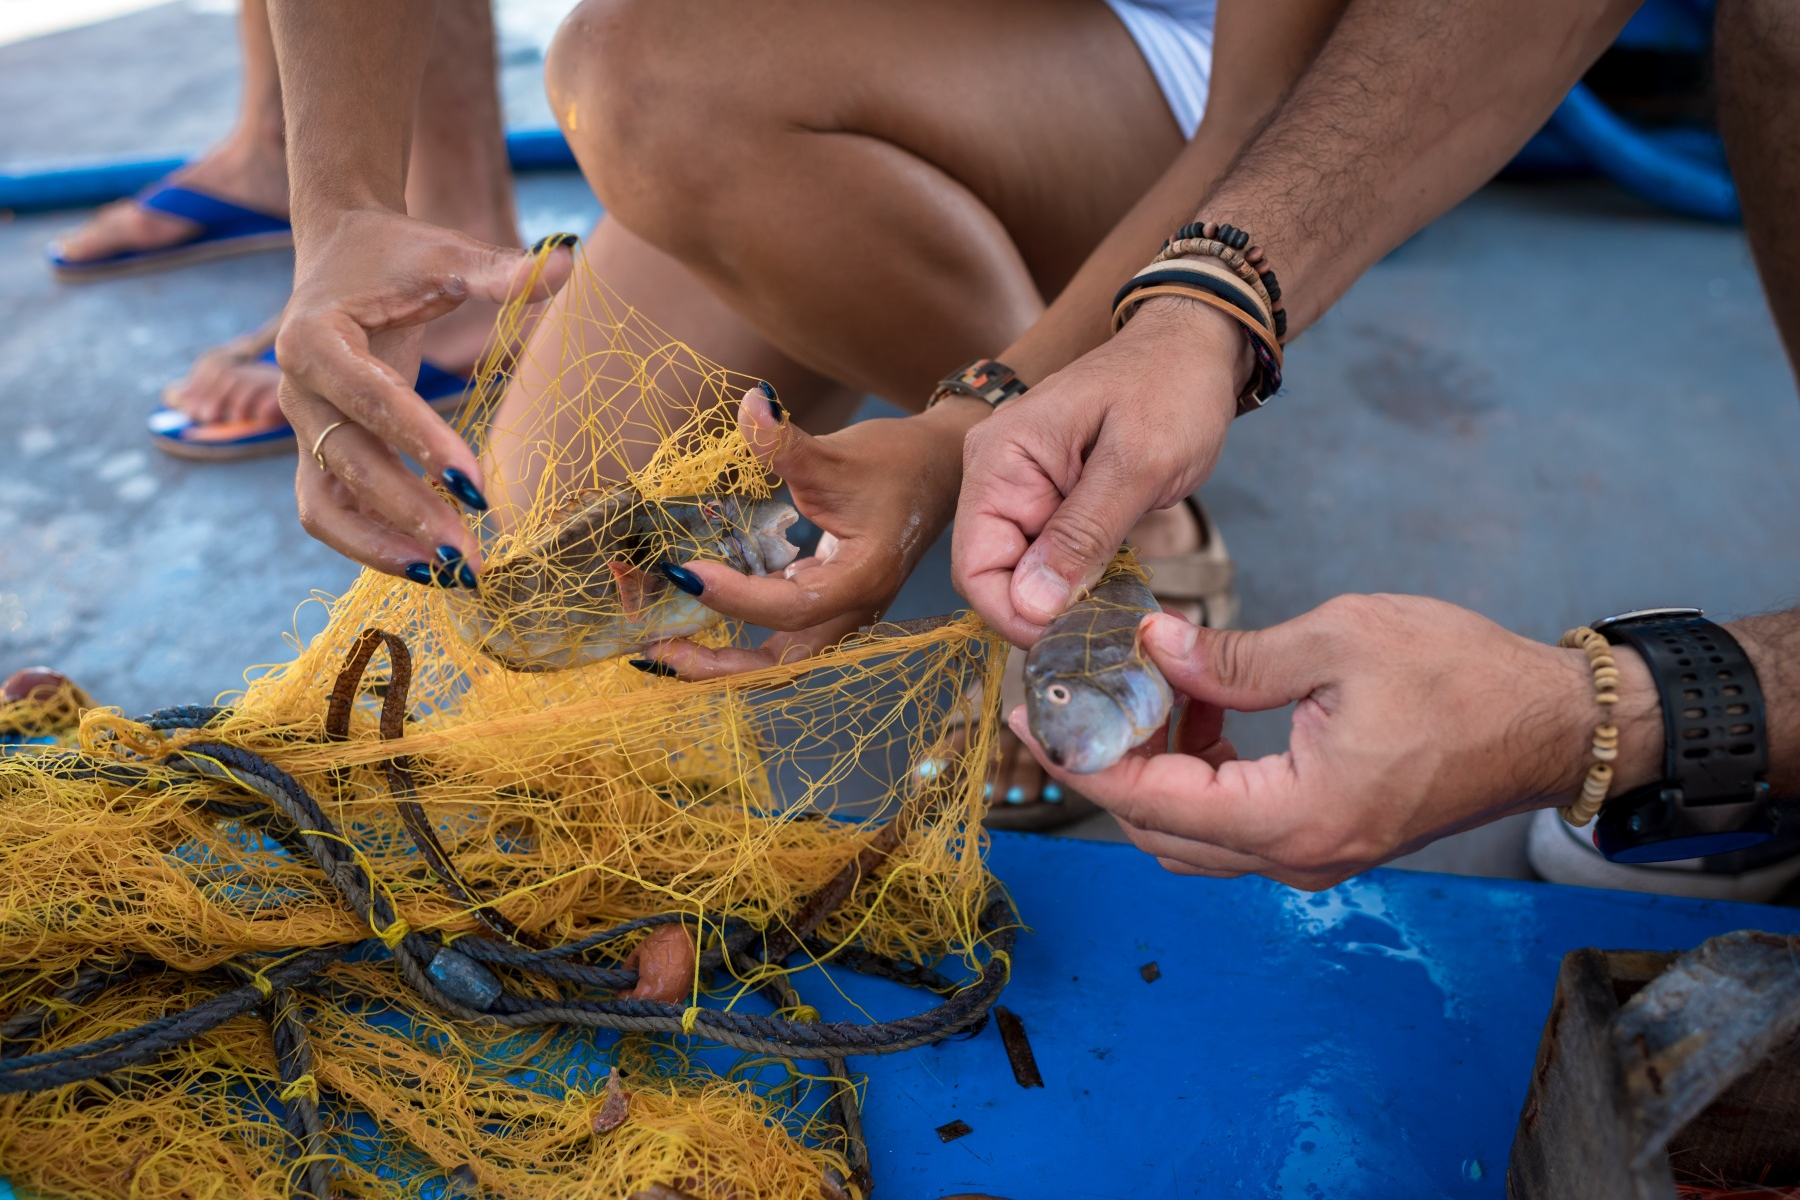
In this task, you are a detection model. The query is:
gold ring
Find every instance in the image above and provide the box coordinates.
[311,420,351,473]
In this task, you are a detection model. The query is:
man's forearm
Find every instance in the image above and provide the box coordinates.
[1206,0,1637,337]
[268,0,439,230]
[998,0,1346,385]
[1728,609,1800,798]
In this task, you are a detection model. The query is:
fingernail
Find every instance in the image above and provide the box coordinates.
[1004,786,1027,805]
[1041,784,1064,803]
[1016,565,1072,620]
[441,468,488,512]
[755,380,785,423]
[435,545,477,590]
[1144,612,1198,657]
[403,562,436,586]
[530,232,579,254]
[629,658,678,678]
[658,561,704,597]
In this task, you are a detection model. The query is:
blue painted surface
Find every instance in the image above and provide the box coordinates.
[844,833,1800,1198]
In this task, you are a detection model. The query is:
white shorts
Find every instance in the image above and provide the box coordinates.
[1102,0,1218,139]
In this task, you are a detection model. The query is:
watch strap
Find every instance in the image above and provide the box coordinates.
[926,359,1030,411]
[1597,614,1768,802]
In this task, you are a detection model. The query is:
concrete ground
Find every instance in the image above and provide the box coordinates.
[3,2,1798,879]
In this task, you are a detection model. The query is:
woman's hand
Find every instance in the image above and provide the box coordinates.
[278,207,574,581]
[953,297,1250,646]
[1008,595,1666,890]
[643,389,986,678]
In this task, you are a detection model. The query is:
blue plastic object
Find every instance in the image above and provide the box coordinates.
[0,128,577,215]
[1549,82,1739,223]
[7,833,1800,1196]
[1510,0,1738,222]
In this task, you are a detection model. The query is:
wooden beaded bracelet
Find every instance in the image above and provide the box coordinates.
[1558,625,1621,826]
[1161,221,1288,342]
[1154,238,1277,318]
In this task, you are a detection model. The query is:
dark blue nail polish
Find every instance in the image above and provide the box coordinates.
[403,562,435,586]
[658,561,704,597]
[435,545,474,589]
[441,468,488,512]
[629,658,678,678]
[754,380,785,423]
[530,232,579,254]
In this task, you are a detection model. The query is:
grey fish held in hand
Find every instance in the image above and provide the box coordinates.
[1023,563,1172,774]
[454,486,798,672]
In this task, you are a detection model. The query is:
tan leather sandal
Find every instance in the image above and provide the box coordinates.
[981,493,1236,833]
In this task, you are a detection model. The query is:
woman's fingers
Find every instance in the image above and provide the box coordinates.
[295,464,459,580]
[277,313,485,504]
[287,389,480,575]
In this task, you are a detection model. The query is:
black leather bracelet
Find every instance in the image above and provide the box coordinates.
[1589,608,1774,863]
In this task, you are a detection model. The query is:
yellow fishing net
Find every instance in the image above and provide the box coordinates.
[0,249,1011,1200]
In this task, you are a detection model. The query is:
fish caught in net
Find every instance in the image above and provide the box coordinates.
[0,251,1015,1200]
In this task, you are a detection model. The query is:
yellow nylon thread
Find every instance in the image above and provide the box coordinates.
[0,262,1006,1200]
[279,1074,320,1104]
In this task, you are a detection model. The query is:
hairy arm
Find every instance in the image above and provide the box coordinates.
[1728,609,1800,797]
[1203,0,1639,336]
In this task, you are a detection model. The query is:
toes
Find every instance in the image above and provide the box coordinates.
[168,357,282,424]
[56,201,193,263]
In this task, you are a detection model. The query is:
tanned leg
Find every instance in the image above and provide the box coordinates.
[167,0,524,427]
[1716,0,1800,381]
[52,0,289,265]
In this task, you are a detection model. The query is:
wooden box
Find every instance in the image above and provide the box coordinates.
[1509,931,1800,1199]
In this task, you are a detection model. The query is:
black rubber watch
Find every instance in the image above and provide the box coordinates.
[1588,608,1773,863]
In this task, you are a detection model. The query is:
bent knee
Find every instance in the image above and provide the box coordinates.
[546,0,768,246]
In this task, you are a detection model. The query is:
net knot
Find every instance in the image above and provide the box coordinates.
[680,1005,702,1034]
[249,972,274,1000]
[371,912,411,952]
[789,1005,821,1024]
[279,1073,320,1104]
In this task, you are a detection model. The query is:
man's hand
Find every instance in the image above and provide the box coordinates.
[1009,593,1666,890]
[644,388,982,678]
[953,297,1250,646]
[278,208,573,577]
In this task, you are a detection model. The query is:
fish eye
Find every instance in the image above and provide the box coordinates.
[1046,683,1072,706]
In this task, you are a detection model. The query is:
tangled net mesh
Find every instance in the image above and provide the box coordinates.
[0,250,1011,1200]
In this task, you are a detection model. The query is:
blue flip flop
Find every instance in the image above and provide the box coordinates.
[148,347,472,462]
[48,182,292,282]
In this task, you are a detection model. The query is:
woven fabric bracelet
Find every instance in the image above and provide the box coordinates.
[1558,625,1622,826]
[925,358,1030,411]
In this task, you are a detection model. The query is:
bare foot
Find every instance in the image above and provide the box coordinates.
[163,298,508,427]
[50,132,289,267]
[982,500,1210,828]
